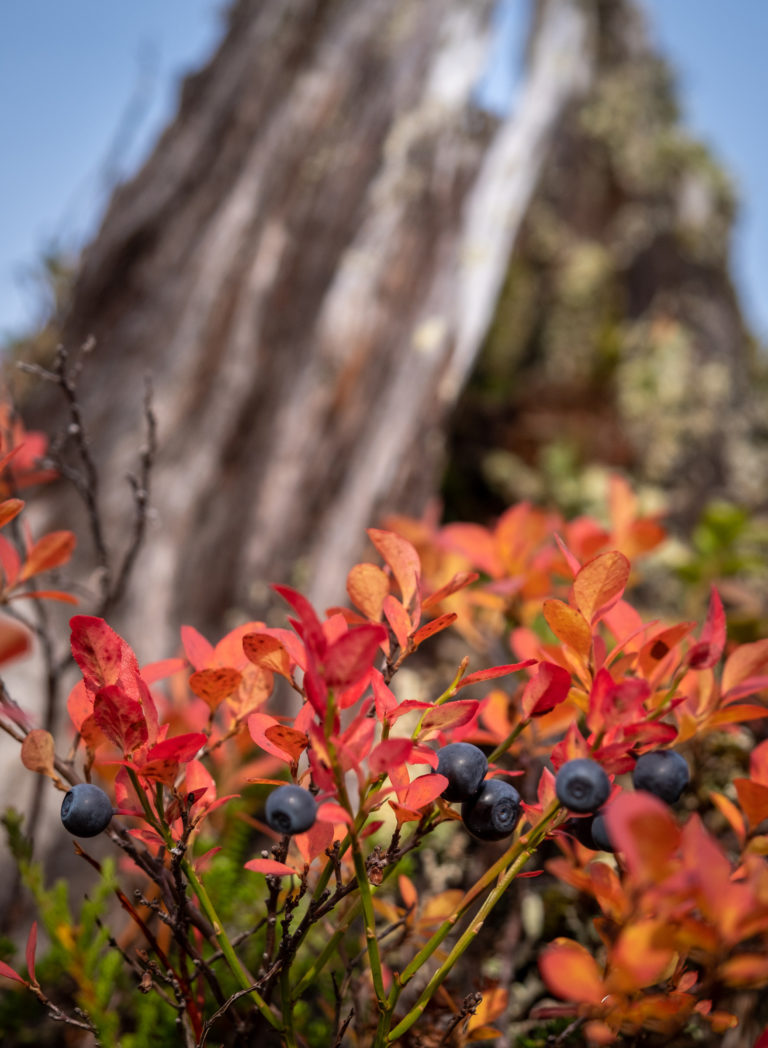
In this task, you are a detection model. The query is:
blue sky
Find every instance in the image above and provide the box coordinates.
[1,1,766,342]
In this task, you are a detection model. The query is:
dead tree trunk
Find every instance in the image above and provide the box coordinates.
[26,0,595,656]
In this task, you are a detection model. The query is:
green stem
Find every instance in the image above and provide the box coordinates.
[487,717,530,764]
[385,800,562,1042]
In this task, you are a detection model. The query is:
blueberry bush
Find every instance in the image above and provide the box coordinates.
[2,373,768,1047]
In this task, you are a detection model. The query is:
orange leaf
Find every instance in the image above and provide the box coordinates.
[189,667,243,711]
[399,874,418,910]
[19,530,76,581]
[543,599,592,659]
[604,791,681,883]
[733,779,768,828]
[411,612,457,650]
[456,660,535,690]
[0,498,24,528]
[722,638,768,698]
[608,918,676,991]
[421,571,479,610]
[242,632,293,680]
[573,551,631,625]
[710,791,746,845]
[244,858,300,877]
[347,562,389,621]
[539,938,605,1004]
[0,618,30,665]
[12,589,78,604]
[368,529,421,613]
[720,953,768,988]
[264,724,307,763]
[20,729,57,780]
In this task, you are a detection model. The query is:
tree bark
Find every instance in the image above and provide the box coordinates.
[27,0,595,657]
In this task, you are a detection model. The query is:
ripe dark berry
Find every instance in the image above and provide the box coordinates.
[461,778,522,841]
[555,758,610,814]
[60,783,113,838]
[589,811,614,852]
[632,750,690,804]
[265,785,317,835]
[436,742,488,802]
[564,815,596,848]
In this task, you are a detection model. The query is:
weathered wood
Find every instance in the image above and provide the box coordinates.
[29,0,594,657]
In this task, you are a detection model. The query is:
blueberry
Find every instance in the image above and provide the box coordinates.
[564,815,596,848]
[265,784,317,835]
[555,759,610,814]
[632,750,690,804]
[589,811,614,852]
[461,778,522,841]
[60,783,113,838]
[436,742,488,802]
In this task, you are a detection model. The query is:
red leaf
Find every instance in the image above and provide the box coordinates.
[722,639,768,697]
[25,922,37,984]
[686,587,727,670]
[455,660,535,691]
[371,669,398,719]
[189,667,243,711]
[181,625,214,671]
[316,801,353,825]
[0,534,21,588]
[323,624,388,688]
[93,685,148,754]
[573,551,630,625]
[347,562,389,621]
[71,616,140,696]
[249,713,301,763]
[244,858,300,877]
[19,530,75,581]
[273,585,326,657]
[0,959,27,985]
[401,772,448,810]
[264,724,308,763]
[369,738,415,775]
[420,701,479,738]
[368,528,421,613]
[411,612,457,650]
[242,632,293,680]
[522,662,572,718]
[144,733,206,765]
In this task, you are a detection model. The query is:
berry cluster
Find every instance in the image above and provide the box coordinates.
[558,749,690,852]
[437,742,522,841]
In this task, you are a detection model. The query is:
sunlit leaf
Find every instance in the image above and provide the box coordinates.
[573,551,630,625]
[242,632,293,680]
[539,938,605,1004]
[609,918,676,991]
[249,713,302,763]
[265,724,308,763]
[189,667,243,711]
[71,616,140,696]
[369,737,414,775]
[19,530,76,581]
[382,594,411,651]
[368,528,421,613]
[347,562,389,621]
[543,599,592,659]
